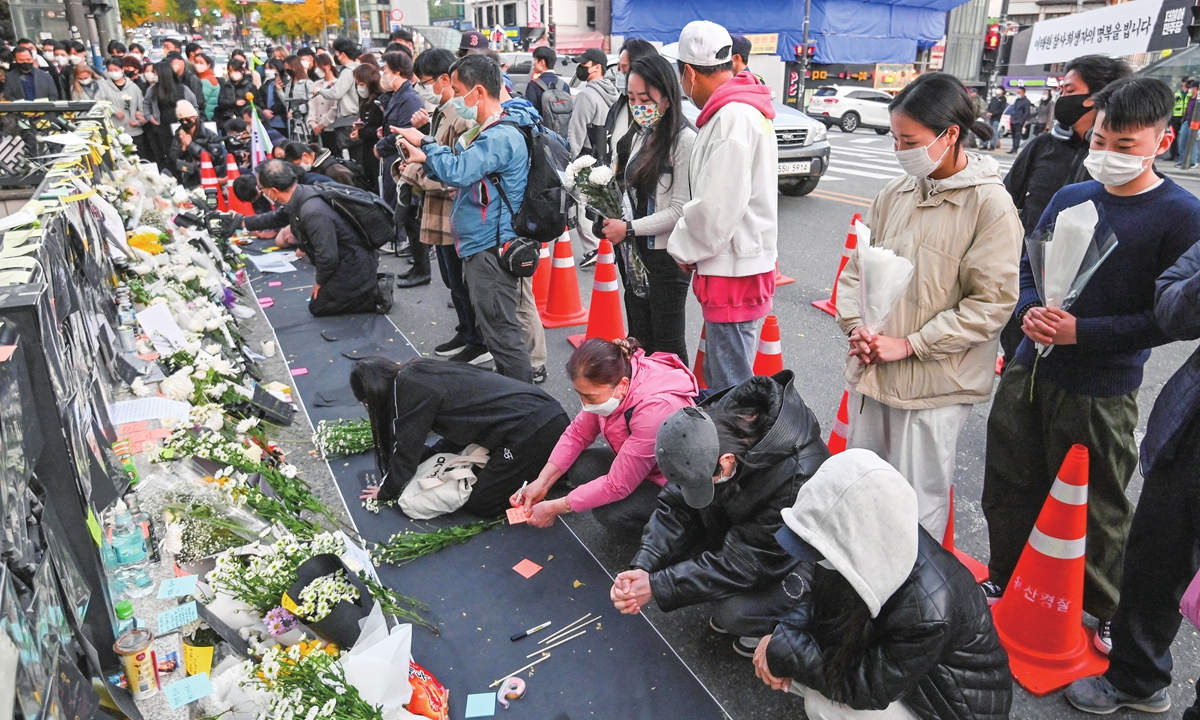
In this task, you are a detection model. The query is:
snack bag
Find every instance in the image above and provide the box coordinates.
[405,661,448,720]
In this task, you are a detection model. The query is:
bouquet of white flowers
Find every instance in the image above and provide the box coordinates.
[564,155,623,220]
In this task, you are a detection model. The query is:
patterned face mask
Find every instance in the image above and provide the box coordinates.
[630,102,663,128]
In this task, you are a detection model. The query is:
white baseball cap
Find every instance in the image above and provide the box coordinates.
[667,20,733,67]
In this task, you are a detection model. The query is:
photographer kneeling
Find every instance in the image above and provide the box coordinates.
[255,159,393,316]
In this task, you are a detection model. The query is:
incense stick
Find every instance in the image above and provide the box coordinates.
[538,613,594,645]
[488,654,551,688]
[527,629,586,658]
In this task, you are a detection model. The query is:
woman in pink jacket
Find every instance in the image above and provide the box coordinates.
[511,337,698,533]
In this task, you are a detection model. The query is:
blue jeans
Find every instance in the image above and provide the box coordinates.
[704,318,761,393]
[987,119,1001,149]
[1178,126,1200,166]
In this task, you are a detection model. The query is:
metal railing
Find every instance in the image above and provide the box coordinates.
[0,101,98,188]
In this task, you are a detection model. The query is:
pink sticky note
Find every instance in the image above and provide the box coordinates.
[268,281,282,287]
[506,507,528,525]
[513,559,542,579]
[259,297,274,308]
[290,367,308,377]
[117,422,150,436]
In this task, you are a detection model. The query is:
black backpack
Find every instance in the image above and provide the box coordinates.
[307,182,396,250]
[488,118,570,244]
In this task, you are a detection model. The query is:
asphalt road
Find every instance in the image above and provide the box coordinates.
[376,131,1200,719]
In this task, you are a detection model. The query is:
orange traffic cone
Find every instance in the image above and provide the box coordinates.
[224,156,256,216]
[532,240,553,313]
[541,234,589,328]
[199,151,219,200]
[991,445,1108,696]
[996,350,1005,376]
[775,262,795,286]
[752,314,784,376]
[826,387,850,454]
[812,212,862,317]
[942,487,989,582]
[693,326,708,390]
[569,239,625,347]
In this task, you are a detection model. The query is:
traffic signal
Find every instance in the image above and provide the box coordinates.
[548,23,556,47]
[793,44,816,61]
[982,23,1001,73]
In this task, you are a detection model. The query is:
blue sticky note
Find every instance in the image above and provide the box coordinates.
[464,693,495,718]
[157,600,198,634]
[163,673,215,709]
[157,575,198,599]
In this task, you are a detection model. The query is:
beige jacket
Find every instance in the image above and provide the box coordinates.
[836,153,1022,410]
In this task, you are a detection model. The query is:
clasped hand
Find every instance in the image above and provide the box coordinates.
[1021,306,1077,346]
[752,635,792,692]
[610,569,652,614]
[847,326,910,365]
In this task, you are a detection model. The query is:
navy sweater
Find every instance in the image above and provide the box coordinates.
[1014,176,1200,396]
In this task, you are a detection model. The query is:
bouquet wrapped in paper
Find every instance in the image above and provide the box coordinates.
[856,221,915,336]
[1025,200,1118,356]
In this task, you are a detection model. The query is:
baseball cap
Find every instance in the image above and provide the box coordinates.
[578,48,607,67]
[774,525,824,563]
[459,30,488,51]
[666,20,733,67]
[654,407,721,509]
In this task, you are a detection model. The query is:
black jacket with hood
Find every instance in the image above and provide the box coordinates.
[767,529,1012,720]
[629,371,830,612]
[1003,122,1090,236]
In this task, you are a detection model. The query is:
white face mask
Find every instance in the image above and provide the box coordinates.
[582,395,621,417]
[356,85,368,98]
[894,129,950,178]
[108,70,123,81]
[144,72,157,84]
[69,55,84,65]
[299,161,312,171]
[1084,146,1159,187]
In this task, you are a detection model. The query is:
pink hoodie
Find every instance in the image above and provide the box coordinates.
[695,70,775,128]
[550,350,698,513]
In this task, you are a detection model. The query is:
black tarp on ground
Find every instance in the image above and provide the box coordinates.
[245,244,727,720]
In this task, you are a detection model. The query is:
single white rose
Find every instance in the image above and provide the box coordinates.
[162,524,183,554]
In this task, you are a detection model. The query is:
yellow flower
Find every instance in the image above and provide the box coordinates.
[127,232,163,254]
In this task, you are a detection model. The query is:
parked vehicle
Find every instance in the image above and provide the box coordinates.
[805,85,894,135]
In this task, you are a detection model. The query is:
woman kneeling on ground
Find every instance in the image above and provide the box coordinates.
[754,449,1012,720]
[610,371,830,655]
[354,357,569,517]
[511,337,697,533]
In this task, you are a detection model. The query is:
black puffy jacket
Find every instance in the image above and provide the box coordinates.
[630,371,830,612]
[1003,125,1090,236]
[766,530,1013,720]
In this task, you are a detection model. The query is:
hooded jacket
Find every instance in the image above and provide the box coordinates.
[766,450,1012,720]
[1003,123,1090,236]
[630,371,830,612]
[216,75,257,127]
[835,152,1022,410]
[548,350,698,513]
[568,77,619,158]
[667,72,778,281]
[420,101,535,258]
[285,183,378,304]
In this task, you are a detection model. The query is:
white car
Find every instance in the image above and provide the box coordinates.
[806,85,893,135]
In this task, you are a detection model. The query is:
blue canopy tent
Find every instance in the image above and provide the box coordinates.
[611,0,960,65]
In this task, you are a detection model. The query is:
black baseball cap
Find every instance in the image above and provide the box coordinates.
[578,48,607,67]
[654,407,720,509]
[459,30,487,51]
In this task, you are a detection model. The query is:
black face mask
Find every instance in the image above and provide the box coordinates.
[180,120,196,130]
[125,69,137,78]
[575,63,591,82]
[15,62,33,73]
[1054,93,1092,128]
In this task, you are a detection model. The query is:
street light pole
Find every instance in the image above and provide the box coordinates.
[988,0,1011,93]
[796,0,812,105]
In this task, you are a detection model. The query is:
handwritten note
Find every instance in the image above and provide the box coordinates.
[157,601,199,634]
[157,575,198,599]
[506,507,528,525]
[135,303,188,356]
[512,559,542,579]
[163,673,215,709]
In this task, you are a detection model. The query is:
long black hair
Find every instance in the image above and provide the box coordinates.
[627,54,689,194]
[888,72,993,161]
[153,59,177,101]
[808,565,875,702]
[349,357,407,481]
[707,405,770,475]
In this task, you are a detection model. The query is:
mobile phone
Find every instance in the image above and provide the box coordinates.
[353,119,364,127]
[399,139,412,160]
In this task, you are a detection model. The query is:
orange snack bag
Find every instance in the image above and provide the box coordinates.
[405,661,449,720]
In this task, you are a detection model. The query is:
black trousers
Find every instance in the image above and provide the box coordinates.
[436,245,485,348]
[564,447,663,537]
[464,413,570,517]
[1011,121,1026,152]
[309,287,377,317]
[396,185,429,276]
[1105,418,1200,699]
[710,565,810,637]
[1169,117,1185,161]
[618,241,691,363]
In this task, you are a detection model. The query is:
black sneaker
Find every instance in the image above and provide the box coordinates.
[375,273,395,314]
[979,580,1004,606]
[732,637,759,658]
[435,334,467,356]
[1066,675,1170,715]
[449,344,493,366]
[709,617,730,634]
[579,250,598,268]
[532,365,547,384]
[1094,620,1113,655]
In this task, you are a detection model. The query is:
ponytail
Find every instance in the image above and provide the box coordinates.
[349,357,406,481]
[566,337,642,386]
[889,73,992,153]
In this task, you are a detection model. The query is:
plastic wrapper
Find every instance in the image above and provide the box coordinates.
[340,602,414,718]
[856,221,915,335]
[405,661,449,720]
[1025,199,1118,356]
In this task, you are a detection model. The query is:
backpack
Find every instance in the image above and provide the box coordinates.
[533,77,574,137]
[307,182,396,250]
[488,118,571,244]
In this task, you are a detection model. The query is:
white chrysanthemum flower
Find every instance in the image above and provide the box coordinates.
[589,166,614,185]
[237,417,260,434]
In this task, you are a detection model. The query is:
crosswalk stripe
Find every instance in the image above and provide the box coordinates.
[825,167,902,180]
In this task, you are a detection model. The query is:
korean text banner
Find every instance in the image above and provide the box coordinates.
[1026,0,1190,65]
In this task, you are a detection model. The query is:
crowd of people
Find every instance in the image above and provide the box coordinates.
[6,18,1200,720]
